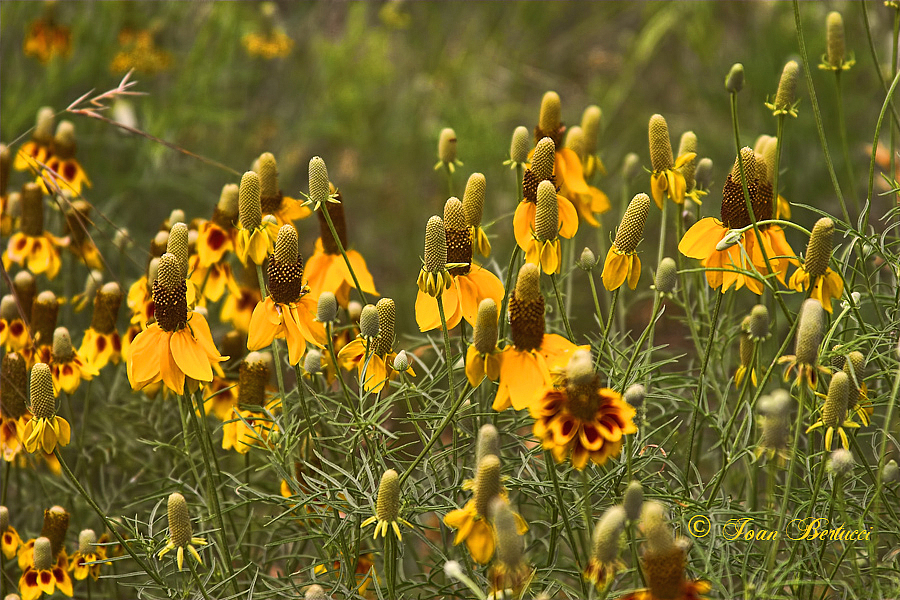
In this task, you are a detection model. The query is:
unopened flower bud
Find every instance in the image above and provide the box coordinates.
[624,384,645,409]
[392,350,410,372]
[578,247,596,271]
[316,292,338,322]
[359,304,379,340]
[509,126,530,164]
[308,157,331,208]
[654,258,677,294]
[303,349,322,375]
[725,63,745,93]
[437,128,459,166]
[828,449,854,477]
[883,460,899,483]
[474,455,501,517]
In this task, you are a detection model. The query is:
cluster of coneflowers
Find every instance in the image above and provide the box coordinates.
[2,6,900,600]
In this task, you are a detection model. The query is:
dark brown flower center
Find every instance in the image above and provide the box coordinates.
[267,255,305,305]
[318,197,348,255]
[720,172,772,229]
[445,227,472,276]
[533,124,565,151]
[566,377,603,422]
[152,279,188,332]
[90,290,122,334]
[238,361,269,407]
[508,291,544,352]
[260,190,284,216]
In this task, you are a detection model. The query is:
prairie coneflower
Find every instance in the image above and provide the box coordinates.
[222,352,280,454]
[561,124,611,227]
[110,28,172,74]
[415,198,504,330]
[196,183,238,267]
[220,274,262,335]
[580,105,608,180]
[514,136,579,252]
[842,351,872,425]
[584,506,626,590]
[524,180,563,273]
[789,217,844,313]
[531,350,637,469]
[463,172,491,258]
[602,193,651,291]
[14,108,55,172]
[807,371,859,451]
[126,253,227,395]
[778,299,828,388]
[313,553,375,595]
[489,498,531,597]
[127,257,158,330]
[734,319,756,387]
[1,352,30,462]
[757,135,791,219]
[235,171,277,266]
[24,12,71,64]
[465,298,502,387]
[62,200,101,269]
[256,152,311,225]
[248,225,326,365]
[2,506,23,559]
[157,493,206,571]
[39,121,91,195]
[1,294,30,352]
[677,131,704,205]
[79,283,123,370]
[361,469,412,540]
[679,148,794,294]
[493,264,586,412]
[68,529,108,581]
[22,363,70,454]
[756,390,792,464]
[338,298,412,394]
[819,12,855,71]
[242,3,293,59]
[18,537,72,600]
[765,61,801,118]
[3,183,62,279]
[49,328,98,395]
[648,114,696,209]
[435,127,463,173]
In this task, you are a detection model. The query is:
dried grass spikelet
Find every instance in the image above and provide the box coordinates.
[473,454,501,517]
[31,291,59,346]
[238,351,269,407]
[14,270,36,315]
[51,327,74,363]
[473,298,499,355]
[649,114,674,172]
[239,171,262,230]
[373,297,395,356]
[654,257,677,294]
[725,62,744,93]
[535,180,558,242]
[30,363,56,419]
[531,137,556,183]
[538,91,561,136]
[316,291,338,323]
[20,183,44,237]
[768,61,800,116]
[1,352,28,420]
[463,173,486,227]
[167,222,189,278]
[359,304,379,340]
[167,492,193,549]
[615,193,650,254]
[375,469,401,525]
[508,126,530,166]
[804,217,834,277]
[33,537,53,572]
[40,505,69,558]
[476,423,500,466]
[308,156,331,209]
[508,263,544,352]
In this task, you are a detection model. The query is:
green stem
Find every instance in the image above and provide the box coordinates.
[550,272,575,341]
[627,521,646,589]
[320,204,369,305]
[255,265,288,406]
[834,73,859,213]
[386,530,397,600]
[188,559,212,600]
[620,293,662,390]
[587,268,604,334]
[292,365,318,447]
[655,197,668,280]
[871,360,900,578]
[545,452,589,598]
[597,289,619,371]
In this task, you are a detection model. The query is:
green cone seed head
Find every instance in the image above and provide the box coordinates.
[462,173,486,227]
[804,218,834,277]
[641,501,674,553]
[375,469,401,523]
[438,128,458,164]
[78,529,97,554]
[476,423,500,466]
[0,506,7,532]
[510,126,530,164]
[592,505,626,562]
[239,171,262,230]
[443,197,466,229]
[762,137,778,183]
[13,270,36,312]
[826,12,846,68]
[515,263,541,303]
[52,327,74,363]
[796,299,825,366]
[217,183,240,217]
[694,157,713,190]
[566,349,594,386]
[167,492,192,547]
[147,258,160,284]
[308,157,330,207]
[257,152,279,198]
[749,305,770,339]
[20,183,44,237]
[828,449,853,477]
[623,152,641,180]
[359,304,379,340]
[303,349,322,375]
[316,292,337,322]
[33,537,53,571]
[474,454,501,517]
[2,353,28,421]
[883,460,899,483]
[167,222,189,278]
[655,257,677,294]
[581,105,602,154]
[348,301,363,322]
[624,383,646,409]
[156,253,183,288]
[824,371,850,427]
[491,498,524,568]
[54,121,76,158]
[35,107,56,144]
[374,297,395,356]
[0,296,16,321]
[535,180,558,242]
[774,61,800,112]
[564,126,586,160]
[726,63,745,93]
[648,114,674,171]
[578,247,596,271]
[615,193,651,253]
[678,131,698,190]
[423,216,447,273]
[843,351,865,391]
[539,91,561,133]
[274,224,299,264]
[532,137,556,182]
[41,506,69,558]
[238,352,269,407]
[473,298,499,354]
[392,350,410,372]
[304,585,328,600]
[624,481,644,522]
[30,363,56,419]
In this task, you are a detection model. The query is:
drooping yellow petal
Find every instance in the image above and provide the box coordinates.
[170,329,214,383]
[601,247,629,291]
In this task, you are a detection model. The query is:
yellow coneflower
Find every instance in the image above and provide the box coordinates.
[220,266,263,334]
[3,183,62,279]
[415,198,504,331]
[493,264,586,412]
[39,121,91,195]
[242,4,293,59]
[417,215,452,299]
[789,217,844,313]
[313,552,376,595]
[127,253,227,395]
[1,293,30,352]
[562,121,611,227]
[756,390,792,465]
[234,171,277,266]
[62,200,101,269]
[842,351,872,425]
[17,506,70,570]
[24,10,71,64]
[127,257,159,331]
[778,299,828,388]
[18,537,72,600]
[765,61,801,118]
[1,352,29,462]
[602,193,651,291]
[503,126,530,170]
[196,183,238,267]
[648,114,695,209]
[531,350,637,469]
[79,283,124,370]
[524,180,562,274]
[678,131,705,205]
[465,298,502,387]
[68,529,108,581]
[49,327,98,395]
[820,12,855,71]
[14,108,55,172]
[222,352,280,454]
[463,172,491,258]
[157,493,207,571]
[2,506,23,559]
[361,469,412,540]
[580,105,607,180]
[584,506,626,590]
[110,27,172,74]
[489,498,531,596]
[22,363,70,454]
[807,371,859,451]
[734,319,756,387]
[679,148,795,294]
[338,298,413,394]
[434,127,463,173]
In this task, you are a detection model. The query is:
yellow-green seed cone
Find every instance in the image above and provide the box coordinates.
[473,454,501,518]
[1,353,28,421]
[532,137,556,182]
[304,349,323,375]
[167,492,193,548]
[581,105,602,155]
[30,363,56,419]
[773,61,800,113]
[462,173,486,227]
[826,12,846,69]
[0,296,16,321]
[217,183,239,217]
[578,247,596,271]
[623,481,644,522]
[655,257,677,294]
[438,128,458,164]
[564,126,586,161]
[52,327,74,363]
[392,350,409,372]
[725,62,745,93]
[491,498,524,569]
[510,126,530,164]
[640,501,674,554]
[443,197,465,229]
[804,217,834,277]
[359,304,379,340]
[796,299,825,366]
[476,423,500,466]
[40,506,69,558]
[257,152,279,198]
[648,114,674,172]
[78,529,97,555]
[514,263,541,303]
[538,91,561,134]
[239,171,262,230]
[678,131,698,190]
[535,180,558,242]
[374,297,395,356]
[375,469,400,524]
[762,137,778,183]
[592,505,626,562]
[423,216,447,273]
[167,222,189,278]
[0,506,8,533]
[20,182,44,237]
[843,350,865,407]
[473,298,498,355]
[33,537,53,571]
[308,157,330,208]
[615,193,650,254]
[35,107,56,144]
[54,121,76,158]
[156,253,184,289]
[274,224,299,264]
[316,291,337,323]
[823,371,850,427]
[749,304,770,340]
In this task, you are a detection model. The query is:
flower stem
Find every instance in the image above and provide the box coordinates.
[550,272,575,342]
[386,530,397,600]
[620,292,662,391]
[498,246,520,342]
[597,289,619,372]
[291,365,319,449]
[319,203,369,305]
[834,72,859,213]
[436,293,459,468]
[544,452,589,598]
[255,265,288,408]
[188,559,213,600]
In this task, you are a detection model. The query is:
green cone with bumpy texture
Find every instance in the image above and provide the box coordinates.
[473,455,501,517]
[649,115,674,172]
[615,194,650,253]
[239,172,262,230]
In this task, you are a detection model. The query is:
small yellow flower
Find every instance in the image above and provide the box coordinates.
[789,217,843,313]
[361,469,412,541]
[807,371,859,451]
[157,493,207,571]
[21,363,70,455]
[648,114,696,208]
[602,193,650,291]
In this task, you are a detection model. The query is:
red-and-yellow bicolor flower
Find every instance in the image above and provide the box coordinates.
[4,183,62,279]
[18,539,72,600]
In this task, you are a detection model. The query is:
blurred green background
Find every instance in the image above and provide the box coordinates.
[2,0,896,333]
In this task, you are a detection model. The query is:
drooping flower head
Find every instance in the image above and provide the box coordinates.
[580,105,607,179]
[62,200,101,269]
[584,506,626,590]
[157,492,207,571]
[807,371,859,451]
[779,299,827,388]
[789,217,843,313]
[18,536,72,600]
[602,193,650,291]
[22,363,70,454]
[2,505,23,559]
[222,351,278,454]
[3,183,61,278]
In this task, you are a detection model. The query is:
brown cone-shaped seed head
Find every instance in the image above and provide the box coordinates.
[438,128,458,164]
[52,327,74,363]
[359,304,379,340]
[0,296,16,321]
[749,304,770,339]
[826,12,846,68]
[474,454,501,517]
[274,225,299,264]
[40,506,69,558]
[649,114,674,172]
[20,183,44,237]
[90,283,123,334]
[509,264,544,351]
[167,492,192,548]
[239,171,262,230]
[774,61,800,112]
[565,126,586,160]
[655,257,677,294]
[308,157,330,208]
[535,180,558,242]
[824,371,850,427]
[615,193,650,253]
[725,62,745,93]
[238,352,269,407]
[375,469,400,523]
[78,529,97,555]
[473,298,498,355]
[444,197,465,229]
[643,542,687,600]
[373,298,395,356]
[35,107,55,144]
[796,299,825,366]
[538,91,561,135]
[581,105,602,154]
[257,152,279,199]
[423,216,447,273]
[476,423,500,466]
[462,173,486,227]
[316,292,337,322]
[532,137,556,182]
[721,148,771,228]
[1,353,28,420]
[13,270,36,315]
[492,498,524,569]
[510,126,530,164]
[804,218,834,277]
[30,363,56,419]
[31,291,59,347]
[33,537,53,571]
[624,481,644,522]
[167,222,189,278]
[153,254,188,332]
[592,505,626,562]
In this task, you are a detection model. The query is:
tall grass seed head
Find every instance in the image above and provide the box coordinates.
[578,246,596,271]
[239,171,262,230]
[538,91,562,135]
[654,257,677,294]
[30,363,56,419]
[532,137,556,182]
[473,298,499,355]
[828,448,854,477]
[308,157,331,208]
[648,114,674,172]
[581,105,602,154]
[535,180,558,242]
[41,505,69,558]
[725,62,745,93]
[374,297,395,356]
[491,497,524,568]
[592,505,626,562]
[167,492,192,548]
[476,423,500,466]
[804,217,834,277]
[462,173,486,227]
[749,304,770,340]
[359,304,379,340]
[1,352,28,420]
[51,327,74,363]
[375,469,401,524]
[473,454,501,517]
[795,299,825,366]
[615,193,650,253]
[624,481,644,522]
[509,126,530,165]
[316,291,338,322]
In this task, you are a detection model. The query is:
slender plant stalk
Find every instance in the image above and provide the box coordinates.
[597,289,619,370]
[255,265,288,406]
[545,452,589,598]
[499,246,520,342]
[834,73,859,212]
[319,204,369,305]
[550,272,575,341]
[188,559,213,600]
[620,293,662,390]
